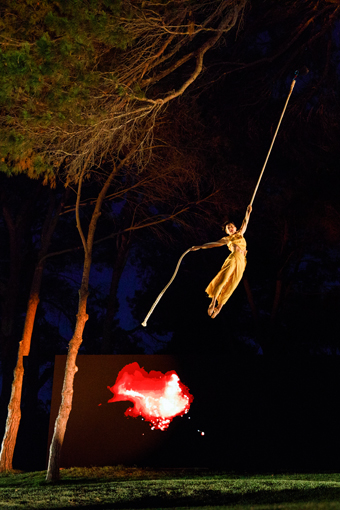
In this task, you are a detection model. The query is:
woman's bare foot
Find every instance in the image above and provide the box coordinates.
[211,306,222,318]
[208,298,216,316]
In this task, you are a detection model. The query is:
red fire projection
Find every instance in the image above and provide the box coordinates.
[108,362,193,430]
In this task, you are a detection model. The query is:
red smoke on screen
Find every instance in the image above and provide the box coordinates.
[107,362,194,430]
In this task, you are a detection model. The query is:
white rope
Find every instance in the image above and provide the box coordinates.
[250,77,297,207]
[141,248,192,327]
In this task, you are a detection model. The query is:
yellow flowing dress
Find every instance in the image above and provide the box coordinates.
[205,232,247,307]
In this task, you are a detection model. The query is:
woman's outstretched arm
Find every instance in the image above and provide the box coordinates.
[191,239,227,251]
[239,205,252,235]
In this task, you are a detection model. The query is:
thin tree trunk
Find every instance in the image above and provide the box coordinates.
[0,206,26,412]
[0,191,65,471]
[0,184,42,422]
[46,164,119,481]
[101,232,130,354]
[0,341,25,471]
[45,284,89,481]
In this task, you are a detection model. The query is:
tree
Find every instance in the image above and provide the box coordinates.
[0,185,67,471]
[0,0,247,180]
[42,0,248,480]
[45,99,230,479]
[0,178,43,414]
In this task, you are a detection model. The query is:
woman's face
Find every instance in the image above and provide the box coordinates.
[225,223,237,235]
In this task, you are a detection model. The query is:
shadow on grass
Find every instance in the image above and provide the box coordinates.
[41,485,340,509]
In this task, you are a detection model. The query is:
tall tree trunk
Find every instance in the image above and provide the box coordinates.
[0,191,65,471]
[0,337,27,471]
[0,208,25,414]
[0,184,42,419]
[46,280,90,481]
[101,232,130,354]
[46,164,118,481]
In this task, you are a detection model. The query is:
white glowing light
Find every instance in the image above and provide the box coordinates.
[108,363,193,430]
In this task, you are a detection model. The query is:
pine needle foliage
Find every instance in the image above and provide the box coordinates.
[0,0,247,185]
[0,0,130,182]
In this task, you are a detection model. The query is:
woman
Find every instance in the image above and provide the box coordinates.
[191,204,252,318]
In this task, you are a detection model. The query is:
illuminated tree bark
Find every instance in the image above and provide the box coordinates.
[46,164,118,481]
[0,183,43,415]
[46,278,90,481]
[0,345,24,471]
[0,191,65,471]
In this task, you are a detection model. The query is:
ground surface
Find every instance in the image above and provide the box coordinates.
[1,468,340,509]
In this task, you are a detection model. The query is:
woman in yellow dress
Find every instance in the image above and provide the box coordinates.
[191,205,252,318]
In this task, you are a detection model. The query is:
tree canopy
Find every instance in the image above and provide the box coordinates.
[0,0,246,184]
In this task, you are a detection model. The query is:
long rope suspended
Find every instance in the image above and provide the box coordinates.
[141,247,192,327]
[141,70,304,327]
[249,72,299,206]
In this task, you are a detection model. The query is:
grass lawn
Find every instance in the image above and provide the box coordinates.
[1,467,340,509]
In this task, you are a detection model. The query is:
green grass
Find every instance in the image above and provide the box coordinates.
[1,467,340,509]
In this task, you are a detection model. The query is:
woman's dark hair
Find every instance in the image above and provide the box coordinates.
[222,221,236,231]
